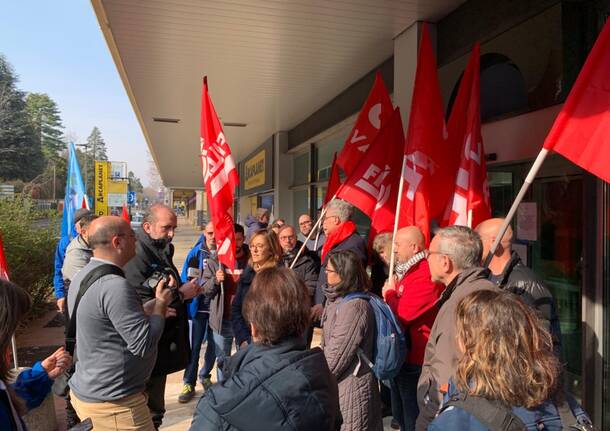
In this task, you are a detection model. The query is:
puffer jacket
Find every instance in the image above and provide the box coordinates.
[189,337,342,431]
[321,292,383,431]
[282,241,320,299]
[491,251,562,356]
[416,268,498,431]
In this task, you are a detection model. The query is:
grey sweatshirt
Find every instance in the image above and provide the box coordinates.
[62,235,93,283]
[68,258,165,402]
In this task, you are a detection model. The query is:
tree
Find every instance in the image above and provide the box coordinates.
[0,54,44,181]
[87,126,108,161]
[82,127,108,197]
[25,93,65,162]
[128,171,144,194]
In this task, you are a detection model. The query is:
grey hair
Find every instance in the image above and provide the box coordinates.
[435,225,483,271]
[143,204,174,225]
[326,199,353,222]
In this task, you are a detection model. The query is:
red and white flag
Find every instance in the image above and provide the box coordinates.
[336,109,405,236]
[543,19,610,183]
[323,153,341,207]
[398,23,452,244]
[442,43,491,228]
[200,77,239,271]
[0,232,9,281]
[336,71,393,176]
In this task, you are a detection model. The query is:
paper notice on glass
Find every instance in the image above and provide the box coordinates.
[517,202,537,241]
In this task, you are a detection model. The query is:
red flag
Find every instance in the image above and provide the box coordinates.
[121,205,130,224]
[200,77,239,271]
[323,153,341,207]
[81,197,87,209]
[336,109,405,234]
[0,233,9,281]
[442,43,491,228]
[543,19,610,183]
[398,24,451,244]
[336,72,393,176]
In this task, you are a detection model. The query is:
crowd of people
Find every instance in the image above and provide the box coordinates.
[1,200,597,430]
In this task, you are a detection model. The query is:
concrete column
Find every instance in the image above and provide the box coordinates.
[273,131,293,223]
[195,189,206,228]
[393,22,436,130]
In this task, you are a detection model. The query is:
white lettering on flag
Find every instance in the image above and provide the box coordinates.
[217,237,231,256]
[450,193,468,226]
[456,168,469,190]
[368,103,382,129]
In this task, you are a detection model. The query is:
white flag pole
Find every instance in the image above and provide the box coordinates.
[290,194,336,269]
[467,209,473,229]
[388,155,408,286]
[482,148,550,267]
[11,334,18,369]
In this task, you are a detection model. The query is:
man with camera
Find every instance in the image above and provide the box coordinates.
[124,204,200,429]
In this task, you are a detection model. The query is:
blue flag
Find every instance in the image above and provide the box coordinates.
[61,143,87,239]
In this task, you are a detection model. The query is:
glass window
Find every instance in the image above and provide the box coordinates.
[317,139,342,181]
[292,152,310,186]
[293,189,310,221]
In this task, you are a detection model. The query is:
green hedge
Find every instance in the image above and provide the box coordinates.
[0,196,59,316]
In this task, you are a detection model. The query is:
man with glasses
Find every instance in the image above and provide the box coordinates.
[124,204,200,429]
[297,214,325,255]
[415,226,498,431]
[311,200,367,322]
[278,224,319,304]
[177,222,217,403]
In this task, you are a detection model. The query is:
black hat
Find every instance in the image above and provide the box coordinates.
[74,208,92,224]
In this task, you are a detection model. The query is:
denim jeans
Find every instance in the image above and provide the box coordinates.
[183,312,216,385]
[212,320,234,382]
[390,363,422,431]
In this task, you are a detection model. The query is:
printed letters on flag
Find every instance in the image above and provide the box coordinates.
[200,77,239,271]
[442,43,491,228]
[336,72,393,176]
[336,109,405,233]
[543,19,610,184]
[398,23,451,244]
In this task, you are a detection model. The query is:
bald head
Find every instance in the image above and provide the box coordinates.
[394,226,426,264]
[88,216,136,266]
[475,218,513,263]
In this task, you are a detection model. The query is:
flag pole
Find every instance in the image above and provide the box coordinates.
[291,194,336,269]
[482,148,549,267]
[467,209,473,228]
[388,155,408,286]
[11,335,18,369]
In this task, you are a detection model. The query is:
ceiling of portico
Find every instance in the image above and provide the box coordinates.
[92,0,465,189]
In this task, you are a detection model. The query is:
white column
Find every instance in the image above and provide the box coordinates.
[273,131,293,223]
[393,22,436,131]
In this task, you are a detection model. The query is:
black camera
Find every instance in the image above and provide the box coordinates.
[145,270,171,290]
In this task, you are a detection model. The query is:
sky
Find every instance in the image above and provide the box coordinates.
[0,1,151,185]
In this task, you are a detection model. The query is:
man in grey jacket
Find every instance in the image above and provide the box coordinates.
[416,226,498,431]
[62,213,97,285]
[68,216,172,430]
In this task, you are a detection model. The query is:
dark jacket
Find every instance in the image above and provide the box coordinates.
[230,265,256,346]
[189,337,342,431]
[490,251,562,355]
[245,215,268,243]
[429,381,592,431]
[282,242,320,299]
[202,248,250,333]
[123,229,190,376]
[314,232,368,305]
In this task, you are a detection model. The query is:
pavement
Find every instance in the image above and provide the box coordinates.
[17,217,394,430]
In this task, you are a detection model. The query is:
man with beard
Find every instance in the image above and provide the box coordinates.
[124,204,200,429]
[278,225,319,300]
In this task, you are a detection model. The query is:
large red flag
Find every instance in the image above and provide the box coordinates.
[336,109,405,235]
[200,77,240,271]
[543,19,610,183]
[323,153,341,207]
[442,43,491,228]
[336,71,393,176]
[0,233,9,281]
[398,23,451,244]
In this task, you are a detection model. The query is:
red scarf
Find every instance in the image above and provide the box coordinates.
[321,220,357,263]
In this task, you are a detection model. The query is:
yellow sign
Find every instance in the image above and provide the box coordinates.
[107,178,128,207]
[244,150,266,190]
[95,161,109,216]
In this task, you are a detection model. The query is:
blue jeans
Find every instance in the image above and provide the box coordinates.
[390,363,421,431]
[212,320,234,382]
[183,312,216,385]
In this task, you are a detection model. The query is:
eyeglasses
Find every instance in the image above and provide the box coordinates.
[424,249,445,258]
[322,215,339,223]
[204,231,215,236]
[299,220,312,226]
[325,267,337,274]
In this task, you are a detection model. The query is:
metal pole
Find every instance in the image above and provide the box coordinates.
[52,163,56,202]
[482,148,550,267]
[388,155,408,285]
[290,196,335,269]
[11,334,18,369]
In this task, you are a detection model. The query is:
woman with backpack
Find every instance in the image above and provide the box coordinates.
[321,249,383,431]
[428,289,594,431]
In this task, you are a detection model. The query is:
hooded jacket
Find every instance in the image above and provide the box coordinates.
[123,229,190,376]
[245,215,268,243]
[62,234,93,284]
[189,337,342,431]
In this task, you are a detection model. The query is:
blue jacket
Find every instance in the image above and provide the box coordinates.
[245,215,267,243]
[428,382,592,431]
[182,235,213,319]
[230,265,256,346]
[1,362,53,431]
[53,236,71,299]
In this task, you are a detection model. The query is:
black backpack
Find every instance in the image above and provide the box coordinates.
[442,391,597,431]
